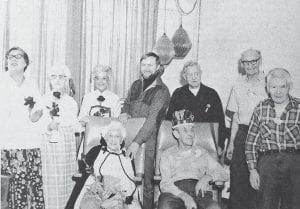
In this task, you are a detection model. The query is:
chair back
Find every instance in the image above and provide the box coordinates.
[155,120,219,176]
[83,117,146,176]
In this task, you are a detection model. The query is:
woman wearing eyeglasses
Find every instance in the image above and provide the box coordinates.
[0,47,45,208]
[78,65,121,126]
[41,64,81,209]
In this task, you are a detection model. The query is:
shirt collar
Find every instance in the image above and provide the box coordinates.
[266,95,298,110]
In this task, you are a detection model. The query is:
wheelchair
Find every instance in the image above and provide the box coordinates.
[68,117,146,208]
[153,120,227,207]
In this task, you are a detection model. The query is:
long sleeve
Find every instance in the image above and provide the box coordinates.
[205,152,229,182]
[245,106,261,170]
[160,154,187,197]
[133,88,170,145]
[212,91,227,149]
[166,89,181,120]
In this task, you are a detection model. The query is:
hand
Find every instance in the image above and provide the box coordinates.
[47,120,59,131]
[79,116,90,127]
[249,169,260,190]
[226,142,234,160]
[126,142,140,159]
[29,110,43,122]
[195,175,213,196]
[101,197,121,209]
[181,193,197,209]
[118,113,129,124]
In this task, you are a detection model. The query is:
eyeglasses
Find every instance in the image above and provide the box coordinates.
[50,75,67,80]
[6,54,24,60]
[241,58,260,65]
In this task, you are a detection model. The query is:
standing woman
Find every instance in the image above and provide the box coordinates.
[0,47,45,208]
[78,65,121,125]
[41,64,80,209]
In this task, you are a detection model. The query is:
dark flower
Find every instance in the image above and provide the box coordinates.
[97,95,105,102]
[47,102,60,117]
[24,97,36,109]
[53,91,61,99]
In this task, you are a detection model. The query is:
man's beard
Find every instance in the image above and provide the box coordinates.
[143,70,159,91]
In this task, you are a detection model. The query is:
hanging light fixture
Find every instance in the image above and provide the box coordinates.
[172,0,197,58]
[154,0,175,65]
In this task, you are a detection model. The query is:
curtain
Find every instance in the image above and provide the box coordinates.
[79,0,159,101]
[0,0,69,94]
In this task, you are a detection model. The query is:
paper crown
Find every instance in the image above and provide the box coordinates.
[172,109,194,127]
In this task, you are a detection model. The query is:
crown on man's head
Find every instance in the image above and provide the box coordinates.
[172,109,194,128]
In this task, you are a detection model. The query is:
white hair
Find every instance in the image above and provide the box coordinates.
[266,68,292,92]
[101,121,126,140]
[181,61,202,80]
[48,64,71,78]
[92,65,112,82]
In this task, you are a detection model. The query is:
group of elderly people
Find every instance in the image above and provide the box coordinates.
[0,46,299,209]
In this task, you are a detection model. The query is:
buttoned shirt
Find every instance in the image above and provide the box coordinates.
[160,145,229,197]
[78,89,121,120]
[227,73,267,125]
[245,96,300,170]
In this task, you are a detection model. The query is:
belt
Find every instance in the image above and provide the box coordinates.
[259,148,300,156]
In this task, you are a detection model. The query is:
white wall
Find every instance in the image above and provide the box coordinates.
[158,0,300,107]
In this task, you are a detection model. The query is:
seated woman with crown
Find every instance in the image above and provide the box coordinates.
[158,109,229,209]
[66,121,141,209]
[78,65,121,126]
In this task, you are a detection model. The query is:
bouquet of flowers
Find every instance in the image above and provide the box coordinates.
[24,96,36,109]
[46,101,60,143]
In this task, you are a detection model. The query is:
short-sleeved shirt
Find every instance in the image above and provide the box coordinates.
[227,73,267,125]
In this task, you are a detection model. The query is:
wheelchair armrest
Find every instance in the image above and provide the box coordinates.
[209,180,225,190]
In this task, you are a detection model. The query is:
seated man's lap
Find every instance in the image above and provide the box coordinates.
[158,179,217,209]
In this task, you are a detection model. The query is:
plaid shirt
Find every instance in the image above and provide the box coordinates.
[245,96,300,170]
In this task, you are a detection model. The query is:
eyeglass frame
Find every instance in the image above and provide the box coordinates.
[50,74,68,80]
[6,54,24,60]
[241,57,261,65]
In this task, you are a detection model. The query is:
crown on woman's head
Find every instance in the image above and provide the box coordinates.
[172,109,194,128]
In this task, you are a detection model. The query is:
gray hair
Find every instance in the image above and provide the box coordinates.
[48,64,71,78]
[266,68,292,91]
[92,65,112,82]
[101,121,126,140]
[181,61,202,80]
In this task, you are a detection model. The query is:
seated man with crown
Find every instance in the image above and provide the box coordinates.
[157,110,229,209]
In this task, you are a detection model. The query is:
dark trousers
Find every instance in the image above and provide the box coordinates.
[143,150,155,209]
[229,125,257,209]
[257,152,300,209]
[157,179,215,209]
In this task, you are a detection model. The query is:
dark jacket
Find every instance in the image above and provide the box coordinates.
[166,84,226,149]
[122,76,170,150]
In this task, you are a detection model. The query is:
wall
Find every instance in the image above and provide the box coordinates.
[158,0,300,108]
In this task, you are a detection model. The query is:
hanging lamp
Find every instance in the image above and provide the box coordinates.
[153,0,175,65]
[172,0,197,58]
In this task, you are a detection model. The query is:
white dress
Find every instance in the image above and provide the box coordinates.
[41,91,80,209]
[75,150,141,209]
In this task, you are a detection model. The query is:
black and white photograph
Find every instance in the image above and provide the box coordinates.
[1,0,300,209]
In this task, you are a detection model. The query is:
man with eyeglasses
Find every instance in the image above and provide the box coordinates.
[226,49,267,209]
